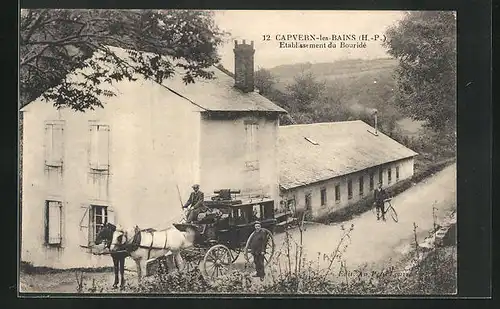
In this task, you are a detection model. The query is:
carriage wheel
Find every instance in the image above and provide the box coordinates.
[244,228,275,267]
[228,247,242,263]
[202,244,232,279]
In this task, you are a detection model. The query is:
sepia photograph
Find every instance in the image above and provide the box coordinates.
[19,9,457,295]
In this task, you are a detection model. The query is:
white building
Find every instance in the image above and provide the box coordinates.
[20,42,286,268]
[278,121,418,219]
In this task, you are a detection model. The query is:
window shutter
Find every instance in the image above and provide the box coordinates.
[47,201,62,244]
[44,124,53,166]
[44,123,64,167]
[97,125,110,170]
[89,125,99,170]
[89,124,110,171]
[79,205,91,247]
[52,125,64,166]
[107,207,116,224]
[245,123,259,170]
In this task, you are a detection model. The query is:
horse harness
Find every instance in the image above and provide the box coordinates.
[117,228,171,260]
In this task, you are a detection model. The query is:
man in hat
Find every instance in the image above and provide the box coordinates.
[373,183,388,221]
[248,221,267,281]
[183,184,206,223]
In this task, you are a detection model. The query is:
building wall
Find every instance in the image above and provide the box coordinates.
[21,77,202,269]
[199,113,280,207]
[281,157,415,219]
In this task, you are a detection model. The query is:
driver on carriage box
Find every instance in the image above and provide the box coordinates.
[183,184,208,223]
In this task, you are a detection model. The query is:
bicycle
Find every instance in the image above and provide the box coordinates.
[372,197,398,223]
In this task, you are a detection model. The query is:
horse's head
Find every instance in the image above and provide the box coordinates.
[95,222,116,248]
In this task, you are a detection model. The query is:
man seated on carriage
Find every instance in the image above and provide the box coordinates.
[183,184,209,223]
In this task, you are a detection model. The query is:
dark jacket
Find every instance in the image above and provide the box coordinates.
[249,229,268,255]
[184,191,204,209]
[374,188,387,205]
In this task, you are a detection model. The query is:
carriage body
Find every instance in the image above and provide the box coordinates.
[172,190,277,278]
[174,198,276,249]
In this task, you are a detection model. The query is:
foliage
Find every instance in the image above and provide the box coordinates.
[285,72,326,114]
[20,9,227,111]
[254,68,276,96]
[384,11,456,133]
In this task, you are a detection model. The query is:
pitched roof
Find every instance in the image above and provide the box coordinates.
[110,46,287,113]
[279,120,418,190]
[161,65,287,113]
[21,46,287,114]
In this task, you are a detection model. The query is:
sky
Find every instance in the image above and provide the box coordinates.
[213,10,405,70]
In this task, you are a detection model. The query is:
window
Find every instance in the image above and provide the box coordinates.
[359,176,364,196]
[335,184,341,202]
[379,170,383,185]
[286,199,295,212]
[244,121,259,170]
[396,166,400,181]
[320,188,327,206]
[369,172,375,191]
[92,205,108,242]
[89,124,110,171]
[252,204,262,221]
[45,200,62,245]
[44,121,65,167]
[388,168,392,184]
[347,180,353,199]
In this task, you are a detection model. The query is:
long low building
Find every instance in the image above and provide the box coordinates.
[278,120,418,219]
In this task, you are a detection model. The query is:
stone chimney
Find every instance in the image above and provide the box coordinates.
[373,109,379,136]
[234,40,255,93]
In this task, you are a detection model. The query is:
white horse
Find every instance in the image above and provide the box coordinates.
[107,224,196,284]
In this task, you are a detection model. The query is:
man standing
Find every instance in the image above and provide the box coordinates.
[183,184,206,223]
[248,221,267,281]
[374,183,388,221]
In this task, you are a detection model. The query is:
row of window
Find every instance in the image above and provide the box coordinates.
[319,166,400,206]
[44,201,109,247]
[44,121,111,171]
[47,121,259,172]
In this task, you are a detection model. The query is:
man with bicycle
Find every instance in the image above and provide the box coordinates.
[374,183,388,221]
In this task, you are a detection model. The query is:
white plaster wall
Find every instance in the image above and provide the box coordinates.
[281,157,415,219]
[21,77,202,269]
[199,115,280,206]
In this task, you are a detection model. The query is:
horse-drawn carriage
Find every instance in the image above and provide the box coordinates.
[173,189,277,279]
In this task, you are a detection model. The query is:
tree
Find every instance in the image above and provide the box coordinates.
[20,9,227,111]
[254,68,276,96]
[285,72,325,115]
[384,11,456,132]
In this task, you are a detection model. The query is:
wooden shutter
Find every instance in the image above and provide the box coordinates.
[97,125,110,170]
[89,124,110,171]
[47,201,62,244]
[245,122,259,170]
[45,122,64,167]
[79,205,91,247]
[107,207,116,224]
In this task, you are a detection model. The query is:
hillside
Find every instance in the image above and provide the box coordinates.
[261,58,425,137]
[268,58,399,90]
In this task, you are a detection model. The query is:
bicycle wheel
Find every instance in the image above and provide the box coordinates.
[387,205,398,223]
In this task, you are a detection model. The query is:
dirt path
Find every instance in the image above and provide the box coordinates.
[258,163,456,275]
